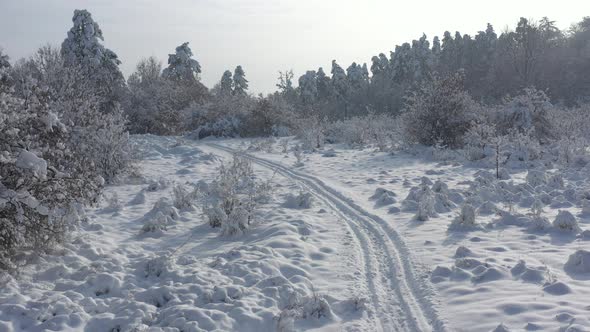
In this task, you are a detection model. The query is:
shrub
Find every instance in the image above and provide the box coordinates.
[552,210,580,233]
[172,183,198,210]
[402,72,478,148]
[449,204,477,230]
[284,191,313,209]
[202,154,271,236]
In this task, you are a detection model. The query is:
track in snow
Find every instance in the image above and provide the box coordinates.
[206,143,447,332]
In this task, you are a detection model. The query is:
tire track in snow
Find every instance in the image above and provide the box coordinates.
[206,143,447,332]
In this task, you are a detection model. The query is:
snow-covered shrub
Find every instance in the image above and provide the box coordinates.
[141,212,169,234]
[279,138,290,154]
[526,170,547,187]
[449,204,477,230]
[415,187,436,221]
[528,216,551,232]
[147,177,171,192]
[172,183,198,210]
[552,210,580,233]
[293,145,304,167]
[373,190,397,207]
[247,138,275,153]
[277,290,334,331]
[0,86,103,270]
[494,88,555,144]
[402,72,478,148]
[105,193,123,212]
[324,113,398,151]
[547,174,564,189]
[0,13,132,270]
[284,191,313,209]
[140,198,180,234]
[295,115,326,150]
[531,199,545,217]
[463,121,497,161]
[144,253,174,278]
[202,154,271,236]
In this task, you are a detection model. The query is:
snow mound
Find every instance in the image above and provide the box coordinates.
[371,188,397,207]
[128,190,146,205]
[146,177,171,192]
[564,250,590,274]
[543,281,571,295]
[510,260,548,284]
[454,246,474,258]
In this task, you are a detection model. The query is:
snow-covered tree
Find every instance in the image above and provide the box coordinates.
[162,42,201,82]
[0,48,11,93]
[315,67,332,101]
[298,70,318,105]
[403,71,477,148]
[60,9,125,113]
[331,60,350,118]
[233,65,249,95]
[495,88,554,143]
[219,70,233,95]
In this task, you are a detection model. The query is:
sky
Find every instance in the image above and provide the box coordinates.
[1,0,589,93]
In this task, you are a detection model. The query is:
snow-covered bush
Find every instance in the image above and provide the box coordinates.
[526,170,547,187]
[402,72,478,148]
[295,115,326,150]
[415,187,436,221]
[202,154,271,236]
[277,290,334,331]
[0,90,102,270]
[552,210,580,233]
[172,183,198,210]
[140,198,179,234]
[284,191,313,209]
[293,145,304,167]
[494,88,555,144]
[449,204,477,230]
[324,113,398,151]
[147,177,171,192]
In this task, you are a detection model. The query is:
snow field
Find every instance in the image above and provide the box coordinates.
[218,138,590,331]
[0,136,369,332]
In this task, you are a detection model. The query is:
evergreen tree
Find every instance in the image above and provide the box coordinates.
[60,9,125,113]
[162,42,201,82]
[233,65,248,95]
[219,70,233,95]
[331,60,350,118]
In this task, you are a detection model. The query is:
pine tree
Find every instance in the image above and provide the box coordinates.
[219,70,233,95]
[331,60,350,118]
[233,65,248,95]
[162,42,201,82]
[61,9,125,113]
[298,70,318,105]
[316,67,332,100]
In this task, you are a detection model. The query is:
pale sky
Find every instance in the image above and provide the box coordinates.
[1,0,588,93]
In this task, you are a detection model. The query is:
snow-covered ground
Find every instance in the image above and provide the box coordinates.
[1,135,590,331]
[214,138,590,332]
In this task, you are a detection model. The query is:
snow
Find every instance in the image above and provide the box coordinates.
[3,135,590,331]
[212,137,590,331]
[15,150,47,179]
[0,136,370,331]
